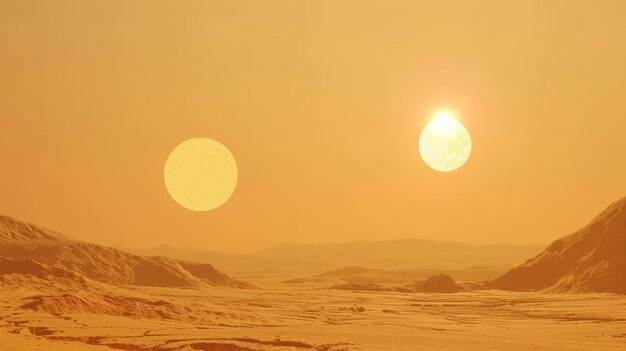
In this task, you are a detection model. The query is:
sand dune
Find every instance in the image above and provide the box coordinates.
[0,214,254,289]
[308,264,508,284]
[407,274,463,293]
[331,274,464,293]
[490,197,626,294]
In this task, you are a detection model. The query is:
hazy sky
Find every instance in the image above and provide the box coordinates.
[2,1,625,253]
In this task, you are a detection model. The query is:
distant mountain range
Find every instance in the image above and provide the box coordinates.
[255,239,544,269]
[123,238,545,278]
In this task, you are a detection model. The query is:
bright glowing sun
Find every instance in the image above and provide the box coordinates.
[419,112,472,172]
[164,138,238,211]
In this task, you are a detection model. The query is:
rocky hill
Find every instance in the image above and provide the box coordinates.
[490,197,626,294]
[0,215,254,289]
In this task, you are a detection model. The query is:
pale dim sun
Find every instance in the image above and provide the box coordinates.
[164,138,238,211]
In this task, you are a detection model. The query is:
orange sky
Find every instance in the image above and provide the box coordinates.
[1,0,626,253]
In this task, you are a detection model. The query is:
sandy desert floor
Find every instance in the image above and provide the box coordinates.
[2,281,626,351]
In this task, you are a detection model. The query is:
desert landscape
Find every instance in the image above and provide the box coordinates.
[2,198,626,350]
[3,2,626,350]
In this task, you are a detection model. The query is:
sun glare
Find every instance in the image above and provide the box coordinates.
[431,112,458,136]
